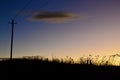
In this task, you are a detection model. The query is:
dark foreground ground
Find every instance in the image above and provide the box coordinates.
[0,59,120,80]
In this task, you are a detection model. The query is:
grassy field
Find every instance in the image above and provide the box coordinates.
[0,55,120,79]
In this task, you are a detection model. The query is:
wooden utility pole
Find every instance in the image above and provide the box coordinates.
[9,19,16,60]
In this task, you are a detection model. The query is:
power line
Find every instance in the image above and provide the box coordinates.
[37,0,52,10]
[13,0,33,19]
[13,0,52,20]
[19,0,52,22]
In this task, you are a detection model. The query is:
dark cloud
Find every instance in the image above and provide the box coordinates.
[28,11,80,23]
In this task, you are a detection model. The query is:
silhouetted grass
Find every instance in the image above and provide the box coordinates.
[0,54,120,79]
[1,54,120,65]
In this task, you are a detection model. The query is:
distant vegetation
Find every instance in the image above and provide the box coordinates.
[20,54,120,66]
[1,54,120,66]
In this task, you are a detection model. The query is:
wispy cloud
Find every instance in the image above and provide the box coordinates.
[28,11,82,23]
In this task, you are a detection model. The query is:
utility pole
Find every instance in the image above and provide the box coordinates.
[9,19,16,60]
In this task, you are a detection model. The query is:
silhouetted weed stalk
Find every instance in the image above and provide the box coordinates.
[1,54,120,66]
[78,54,120,66]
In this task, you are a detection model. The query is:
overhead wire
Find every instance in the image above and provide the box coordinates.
[37,0,52,10]
[12,0,52,22]
[13,0,33,19]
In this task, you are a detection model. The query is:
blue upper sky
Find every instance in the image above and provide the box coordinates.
[1,0,120,59]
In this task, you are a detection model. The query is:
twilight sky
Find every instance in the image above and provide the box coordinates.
[1,0,120,59]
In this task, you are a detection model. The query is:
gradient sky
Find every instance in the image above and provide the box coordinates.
[1,0,120,59]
